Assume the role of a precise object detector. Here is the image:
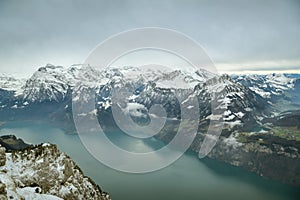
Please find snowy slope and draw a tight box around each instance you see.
[0,143,110,200]
[96,71,268,132]
[102,65,216,89]
[0,74,25,96]
[232,73,297,99]
[232,73,300,112]
[194,74,268,130]
[20,64,103,102]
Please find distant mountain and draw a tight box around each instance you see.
[0,73,25,96]
[232,73,300,112]
[286,74,300,79]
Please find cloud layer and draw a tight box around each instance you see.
[0,0,299,76]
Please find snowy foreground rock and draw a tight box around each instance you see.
[0,143,110,200]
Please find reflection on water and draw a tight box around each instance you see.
[0,121,299,200]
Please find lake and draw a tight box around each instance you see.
[0,121,299,200]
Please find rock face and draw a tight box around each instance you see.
[0,141,110,200]
[202,135,300,186]
[0,146,5,166]
[0,135,31,151]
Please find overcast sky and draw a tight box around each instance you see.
[0,0,300,77]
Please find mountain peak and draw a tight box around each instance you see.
[37,64,64,72]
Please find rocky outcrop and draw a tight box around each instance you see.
[0,141,110,200]
[0,146,5,166]
[0,135,31,152]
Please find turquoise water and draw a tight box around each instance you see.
[0,121,299,200]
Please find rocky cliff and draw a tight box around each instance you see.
[0,137,110,200]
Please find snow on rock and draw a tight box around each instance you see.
[19,64,217,104]
[0,144,110,200]
[17,187,63,200]
[107,65,216,89]
[20,64,104,103]
[0,74,26,96]
[23,64,72,102]
[232,73,296,99]
[42,143,51,147]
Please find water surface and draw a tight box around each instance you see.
[0,121,299,200]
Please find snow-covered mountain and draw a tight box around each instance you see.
[0,64,299,132]
[97,72,269,133]
[232,73,296,98]
[232,73,300,111]
[0,64,217,106]
[22,64,104,103]
[195,74,268,131]
[0,138,110,200]
[3,64,214,103]
[0,74,25,96]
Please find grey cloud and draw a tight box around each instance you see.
[0,0,299,76]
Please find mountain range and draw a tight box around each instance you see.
[0,64,299,186]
